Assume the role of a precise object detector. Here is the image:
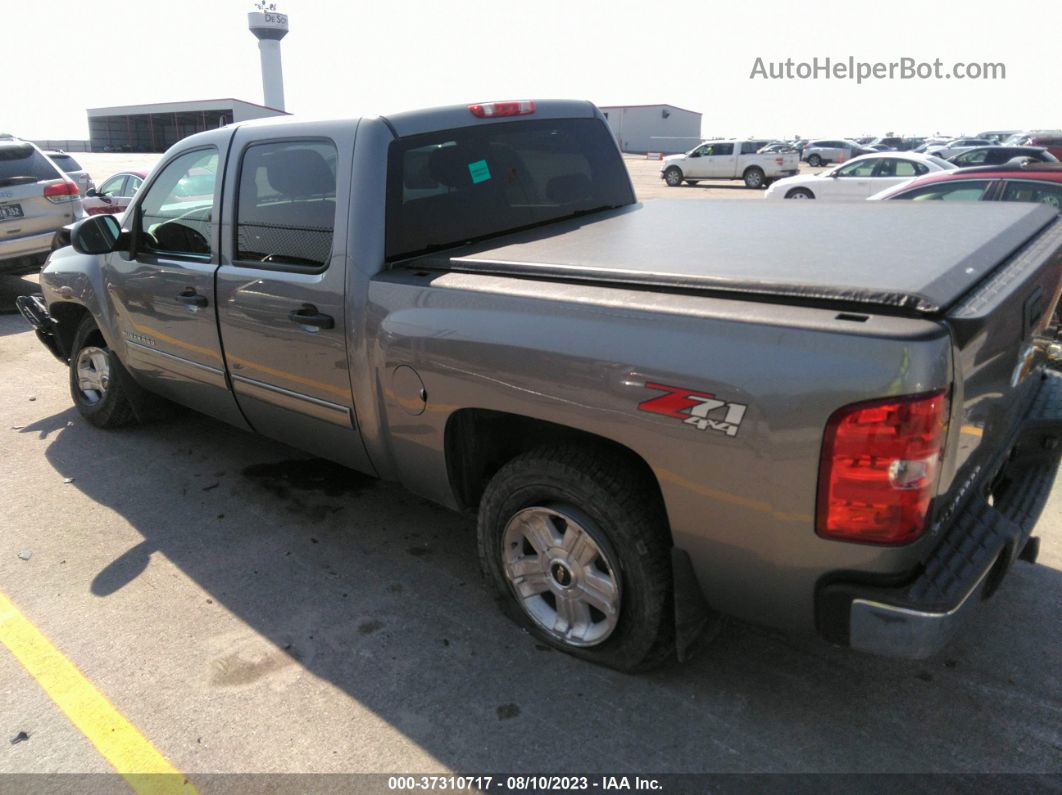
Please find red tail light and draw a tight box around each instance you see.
[44,180,80,203]
[817,391,949,545]
[468,100,536,118]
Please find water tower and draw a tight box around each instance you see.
[247,2,289,111]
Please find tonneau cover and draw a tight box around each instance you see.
[437,200,1059,314]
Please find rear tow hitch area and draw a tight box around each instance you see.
[818,369,1062,659]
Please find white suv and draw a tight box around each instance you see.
[0,139,84,274]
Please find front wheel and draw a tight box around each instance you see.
[785,187,815,199]
[69,316,136,428]
[663,167,683,187]
[807,154,822,167]
[477,446,674,672]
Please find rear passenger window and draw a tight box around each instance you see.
[235,140,337,269]
[1001,181,1062,211]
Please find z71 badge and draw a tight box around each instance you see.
[638,382,748,437]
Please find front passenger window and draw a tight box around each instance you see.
[138,148,218,258]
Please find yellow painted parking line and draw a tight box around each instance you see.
[0,591,195,794]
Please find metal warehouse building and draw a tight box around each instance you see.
[598,104,702,154]
[86,98,288,153]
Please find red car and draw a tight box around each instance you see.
[1016,134,1062,160]
[81,170,147,216]
[869,161,1062,211]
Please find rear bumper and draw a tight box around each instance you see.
[818,369,1062,658]
[15,293,66,362]
[0,230,55,263]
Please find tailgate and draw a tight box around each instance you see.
[938,214,1062,503]
[760,152,799,174]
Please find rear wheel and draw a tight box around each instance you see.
[69,316,136,428]
[807,154,822,167]
[785,187,815,199]
[663,167,683,187]
[477,446,674,671]
[743,167,765,188]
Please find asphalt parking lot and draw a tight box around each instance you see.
[1,265,1061,780]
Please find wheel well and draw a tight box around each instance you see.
[444,409,669,531]
[743,165,764,175]
[786,187,814,198]
[48,302,92,360]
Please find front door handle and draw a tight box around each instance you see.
[288,303,334,330]
[177,288,208,308]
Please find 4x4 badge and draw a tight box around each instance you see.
[638,382,748,437]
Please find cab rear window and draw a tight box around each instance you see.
[385,118,633,261]
[0,143,61,186]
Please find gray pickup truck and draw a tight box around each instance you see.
[18,100,1062,672]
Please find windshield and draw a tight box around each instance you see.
[927,156,957,170]
[46,153,83,172]
[385,118,634,261]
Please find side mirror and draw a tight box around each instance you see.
[829,171,841,178]
[689,151,700,158]
[85,187,98,197]
[71,214,123,255]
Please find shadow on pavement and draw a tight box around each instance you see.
[0,273,40,321]
[19,406,1062,773]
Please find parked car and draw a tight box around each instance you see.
[82,171,147,216]
[866,136,904,150]
[912,137,951,153]
[977,130,1020,144]
[43,151,94,196]
[16,100,1062,672]
[949,146,1058,168]
[868,162,1062,210]
[801,140,873,166]
[661,139,800,188]
[925,138,995,159]
[0,139,83,274]
[1011,133,1062,160]
[765,152,956,200]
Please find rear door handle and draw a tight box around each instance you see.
[177,288,208,308]
[288,303,334,330]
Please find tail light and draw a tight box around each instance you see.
[44,180,80,203]
[468,100,536,118]
[817,391,949,545]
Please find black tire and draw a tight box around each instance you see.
[68,315,136,428]
[663,167,683,187]
[785,187,815,199]
[807,154,822,167]
[477,445,674,672]
[743,167,765,189]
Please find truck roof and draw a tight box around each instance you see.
[441,200,1059,314]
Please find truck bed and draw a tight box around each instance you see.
[433,200,1059,314]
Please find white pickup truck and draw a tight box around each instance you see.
[661,140,800,188]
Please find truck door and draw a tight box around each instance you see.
[108,145,247,428]
[215,124,376,474]
[703,142,736,177]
